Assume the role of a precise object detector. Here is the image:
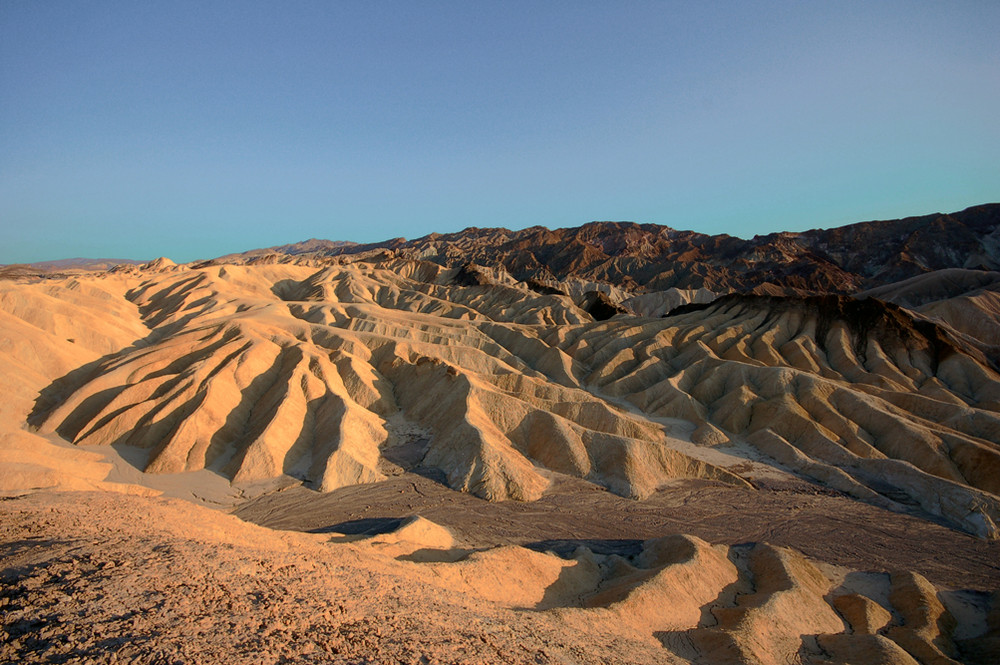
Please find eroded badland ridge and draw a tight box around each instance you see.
[2,204,1000,663]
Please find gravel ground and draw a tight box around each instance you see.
[1,491,673,665]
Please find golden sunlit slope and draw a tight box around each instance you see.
[0,275,155,494]
[3,256,1000,665]
[9,256,1000,539]
[29,259,744,504]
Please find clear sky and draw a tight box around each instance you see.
[2,1,998,263]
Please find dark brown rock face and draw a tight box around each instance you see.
[229,203,999,296]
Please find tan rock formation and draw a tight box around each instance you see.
[1,246,1000,664]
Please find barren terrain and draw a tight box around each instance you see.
[3,208,1000,663]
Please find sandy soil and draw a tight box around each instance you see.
[5,481,999,665]
[0,490,682,665]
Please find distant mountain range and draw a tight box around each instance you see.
[5,204,998,295]
[0,257,146,279]
[211,203,1000,295]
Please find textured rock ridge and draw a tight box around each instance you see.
[213,203,1000,296]
[9,257,997,541]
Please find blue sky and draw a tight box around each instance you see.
[2,1,998,263]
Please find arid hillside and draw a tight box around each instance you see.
[3,208,1000,663]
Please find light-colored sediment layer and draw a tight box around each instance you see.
[23,262,745,502]
[569,296,1000,537]
[859,268,1000,350]
[3,260,1000,539]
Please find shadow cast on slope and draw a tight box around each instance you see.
[27,338,155,431]
[307,517,406,536]
[524,538,645,559]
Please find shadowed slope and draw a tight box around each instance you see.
[859,269,1000,353]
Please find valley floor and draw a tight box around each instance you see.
[237,470,1000,591]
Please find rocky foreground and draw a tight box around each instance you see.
[4,490,998,665]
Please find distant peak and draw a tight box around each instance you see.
[145,257,177,270]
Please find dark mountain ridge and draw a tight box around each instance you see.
[224,203,1000,295]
